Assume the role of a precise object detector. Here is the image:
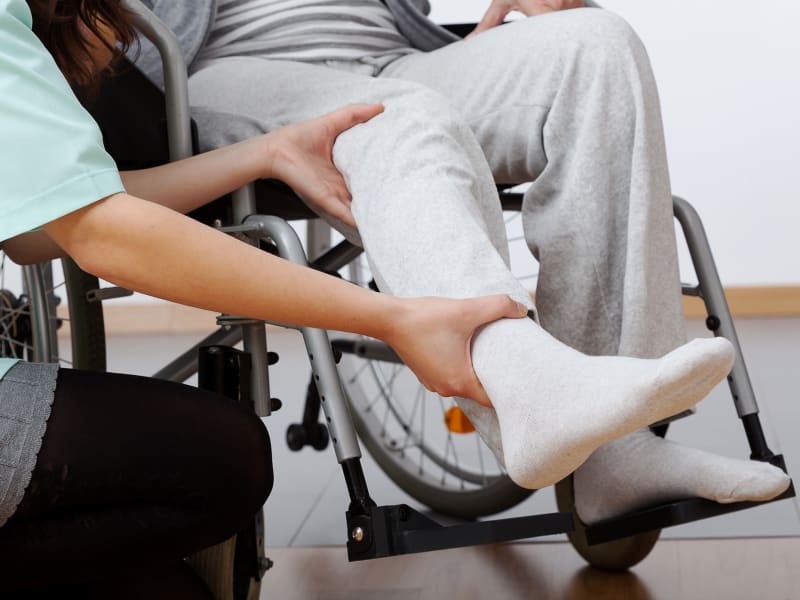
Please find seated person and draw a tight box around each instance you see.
[134,0,791,524]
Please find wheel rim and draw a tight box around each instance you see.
[343,354,507,488]
[0,254,104,370]
[555,475,661,571]
[0,253,62,363]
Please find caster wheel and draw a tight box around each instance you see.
[555,475,661,571]
[309,423,329,450]
[286,424,307,451]
[287,423,329,451]
[187,534,262,600]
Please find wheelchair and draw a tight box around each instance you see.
[0,1,794,597]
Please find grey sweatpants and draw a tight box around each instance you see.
[188,7,686,361]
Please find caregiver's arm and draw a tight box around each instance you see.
[2,231,65,264]
[4,104,381,266]
[121,104,383,228]
[44,192,527,406]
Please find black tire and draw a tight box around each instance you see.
[232,512,265,600]
[186,524,263,600]
[62,257,106,371]
[555,475,661,570]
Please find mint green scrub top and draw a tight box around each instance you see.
[0,0,125,380]
[0,0,126,527]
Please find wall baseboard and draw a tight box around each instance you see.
[682,286,800,318]
[56,286,800,337]
[57,303,219,336]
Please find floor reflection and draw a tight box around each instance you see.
[564,566,653,600]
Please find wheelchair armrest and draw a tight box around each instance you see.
[88,0,315,224]
[122,0,193,161]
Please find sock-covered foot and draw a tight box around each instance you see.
[470,318,736,490]
[573,428,792,524]
[455,398,506,464]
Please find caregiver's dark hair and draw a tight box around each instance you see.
[27,0,137,91]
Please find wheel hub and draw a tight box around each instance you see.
[0,289,32,359]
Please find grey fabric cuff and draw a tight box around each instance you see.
[0,362,59,528]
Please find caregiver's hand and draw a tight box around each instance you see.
[387,294,529,407]
[263,104,384,228]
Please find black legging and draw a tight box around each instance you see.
[0,368,273,597]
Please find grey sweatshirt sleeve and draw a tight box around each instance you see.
[130,0,217,86]
[385,0,459,51]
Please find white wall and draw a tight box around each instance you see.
[430,0,800,286]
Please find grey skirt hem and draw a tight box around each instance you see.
[0,362,59,528]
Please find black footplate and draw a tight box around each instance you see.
[346,504,573,561]
[585,454,795,545]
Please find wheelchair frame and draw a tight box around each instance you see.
[52,0,794,589]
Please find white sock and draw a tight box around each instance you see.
[455,399,506,464]
[468,318,736,490]
[574,428,792,524]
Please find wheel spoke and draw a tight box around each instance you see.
[475,432,488,485]
[1,256,75,366]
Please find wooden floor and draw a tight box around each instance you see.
[260,538,800,600]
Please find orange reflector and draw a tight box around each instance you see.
[444,406,476,434]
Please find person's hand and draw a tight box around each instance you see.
[468,0,584,38]
[262,104,384,228]
[386,294,529,407]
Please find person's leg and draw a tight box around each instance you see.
[381,8,683,358]
[327,77,738,492]
[381,8,789,515]
[190,56,742,489]
[0,368,272,592]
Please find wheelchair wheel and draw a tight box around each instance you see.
[335,207,536,519]
[186,514,265,600]
[338,348,533,519]
[61,258,107,371]
[555,474,661,571]
[0,252,104,370]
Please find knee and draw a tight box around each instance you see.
[565,9,649,69]
[246,420,274,510]
[337,81,467,155]
[332,81,476,204]
[197,406,273,532]
[223,412,274,520]
[387,83,460,128]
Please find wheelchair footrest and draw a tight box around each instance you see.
[346,504,573,561]
[585,454,795,546]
